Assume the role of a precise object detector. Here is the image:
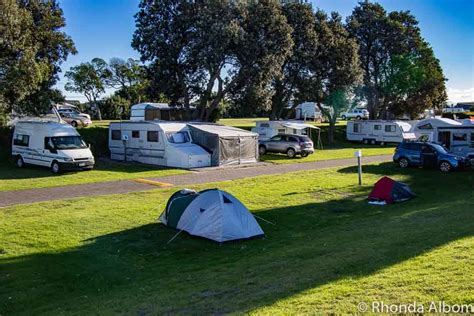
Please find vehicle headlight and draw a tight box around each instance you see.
[454,156,462,161]
[63,157,74,162]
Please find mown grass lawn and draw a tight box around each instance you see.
[1,163,472,314]
[261,143,395,164]
[0,157,187,192]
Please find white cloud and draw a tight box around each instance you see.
[447,87,474,104]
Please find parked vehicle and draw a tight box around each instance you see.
[251,120,319,141]
[57,108,91,121]
[412,118,474,160]
[59,112,92,127]
[109,121,211,168]
[346,120,415,145]
[12,120,95,173]
[258,134,314,158]
[393,141,471,172]
[341,108,369,120]
[294,102,323,121]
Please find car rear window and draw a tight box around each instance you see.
[299,136,312,142]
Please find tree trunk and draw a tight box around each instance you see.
[94,99,102,121]
[327,118,336,144]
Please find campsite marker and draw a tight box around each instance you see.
[355,150,362,185]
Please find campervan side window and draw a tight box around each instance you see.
[418,123,433,130]
[374,125,381,131]
[385,125,396,133]
[13,134,29,147]
[111,130,121,140]
[147,131,159,142]
[132,130,140,138]
[353,123,361,133]
[453,133,467,141]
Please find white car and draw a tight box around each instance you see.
[57,108,91,121]
[341,109,369,120]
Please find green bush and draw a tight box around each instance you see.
[77,127,109,157]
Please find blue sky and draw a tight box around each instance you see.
[57,0,474,103]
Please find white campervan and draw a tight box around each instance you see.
[12,121,95,173]
[109,121,211,169]
[346,120,415,145]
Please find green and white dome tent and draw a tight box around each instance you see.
[159,189,264,243]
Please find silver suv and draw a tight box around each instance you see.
[259,134,314,158]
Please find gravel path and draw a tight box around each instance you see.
[0,155,392,207]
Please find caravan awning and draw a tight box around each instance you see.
[281,122,320,130]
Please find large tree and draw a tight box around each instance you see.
[105,58,147,104]
[65,58,110,120]
[269,2,317,120]
[297,11,362,143]
[0,0,75,120]
[132,0,293,121]
[347,2,446,119]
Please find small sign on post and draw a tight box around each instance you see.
[354,150,362,185]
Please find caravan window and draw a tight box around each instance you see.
[418,123,433,130]
[278,128,285,134]
[132,130,140,138]
[374,125,381,131]
[13,134,29,147]
[260,123,270,128]
[147,131,159,142]
[353,123,361,133]
[453,133,467,141]
[385,125,396,133]
[166,132,190,143]
[111,130,121,140]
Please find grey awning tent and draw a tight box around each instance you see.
[188,124,259,166]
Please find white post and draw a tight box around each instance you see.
[355,150,362,185]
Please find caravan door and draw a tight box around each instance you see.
[438,131,451,149]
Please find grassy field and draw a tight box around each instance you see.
[1,163,472,314]
[261,144,394,164]
[0,157,187,192]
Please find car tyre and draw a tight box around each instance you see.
[356,116,361,120]
[286,148,296,158]
[341,115,346,120]
[439,161,452,172]
[15,155,24,168]
[380,141,385,146]
[363,139,369,144]
[399,158,409,168]
[51,161,61,174]
[258,145,266,156]
[301,152,309,158]
[370,139,376,145]
[71,121,78,128]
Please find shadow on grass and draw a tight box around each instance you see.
[0,158,177,181]
[1,165,473,314]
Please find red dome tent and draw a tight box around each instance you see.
[368,177,415,204]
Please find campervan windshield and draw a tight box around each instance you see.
[400,124,411,132]
[50,136,87,150]
[166,131,191,143]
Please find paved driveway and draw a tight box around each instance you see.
[0,155,392,207]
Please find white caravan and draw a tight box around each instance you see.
[109,121,211,168]
[412,118,474,158]
[251,120,319,141]
[346,120,415,145]
[12,120,95,173]
[295,102,322,121]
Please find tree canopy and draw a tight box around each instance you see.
[347,2,446,119]
[0,0,75,120]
